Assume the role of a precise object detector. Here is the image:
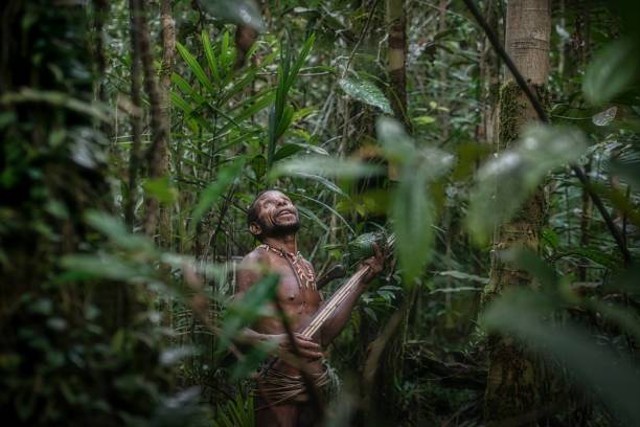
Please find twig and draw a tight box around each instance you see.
[461,0,631,266]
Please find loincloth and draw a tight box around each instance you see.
[253,361,331,409]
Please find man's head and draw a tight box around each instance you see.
[247,190,300,241]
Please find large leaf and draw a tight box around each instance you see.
[466,125,588,244]
[197,0,265,32]
[483,290,640,425]
[270,155,383,180]
[339,77,393,115]
[583,37,640,105]
[391,163,436,285]
[376,117,454,284]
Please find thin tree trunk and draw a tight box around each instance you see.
[131,0,171,246]
[158,0,175,248]
[386,0,408,128]
[126,0,143,229]
[483,0,551,425]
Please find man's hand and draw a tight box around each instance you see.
[360,243,385,283]
[272,333,323,361]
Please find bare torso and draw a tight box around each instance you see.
[238,246,324,374]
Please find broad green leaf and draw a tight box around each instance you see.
[189,160,244,234]
[391,163,435,285]
[270,155,382,180]
[483,290,640,425]
[197,0,265,32]
[339,77,393,115]
[466,125,589,244]
[583,37,640,105]
[376,117,454,284]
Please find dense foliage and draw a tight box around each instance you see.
[1,0,639,426]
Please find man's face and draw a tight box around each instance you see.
[251,190,300,239]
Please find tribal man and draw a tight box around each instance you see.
[236,190,384,427]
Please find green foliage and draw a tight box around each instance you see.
[338,76,393,115]
[267,34,315,170]
[466,125,589,244]
[376,117,454,284]
[212,392,255,427]
[583,37,640,106]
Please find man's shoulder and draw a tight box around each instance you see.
[240,246,269,266]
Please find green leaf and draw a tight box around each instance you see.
[375,116,417,162]
[391,163,435,285]
[196,0,265,32]
[583,37,640,105]
[176,42,214,93]
[189,160,244,233]
[272,143,303,162]
[466,125,589,244]
[483,290,640,425]
[85,211,156,253]
[339,77,393,114]
[435,270,489,284]
[201,30,221,83]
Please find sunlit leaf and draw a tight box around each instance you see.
[583,37,640,105]
[483,290,640,425]
[339,77,393,115]
[196,0,265,32]
[270,155,383,180]
[466,125,589,244]
[436,270,489,284]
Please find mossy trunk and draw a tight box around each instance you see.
[482,0,552,425]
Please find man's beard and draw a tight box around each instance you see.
[258,218,300,238]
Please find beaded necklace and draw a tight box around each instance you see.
[258,243,316,290]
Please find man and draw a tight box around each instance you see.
[236,189,384,427]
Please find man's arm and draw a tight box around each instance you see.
[319,247,385,346]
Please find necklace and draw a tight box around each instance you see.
[258,243,316,290]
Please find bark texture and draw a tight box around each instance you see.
[483,0,552,425]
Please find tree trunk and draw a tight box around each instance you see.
[483,0,551,425]
[386,0,408,127]
[133,0,172,248]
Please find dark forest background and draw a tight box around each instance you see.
[1,0,640,425]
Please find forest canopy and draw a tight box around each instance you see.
[1,0,640,426]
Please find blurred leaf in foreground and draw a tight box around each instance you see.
[377,117,454,285]
[466,125,588,244]
[583,37,640,106]
[197,0,265,32]
[482,290,640,425]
